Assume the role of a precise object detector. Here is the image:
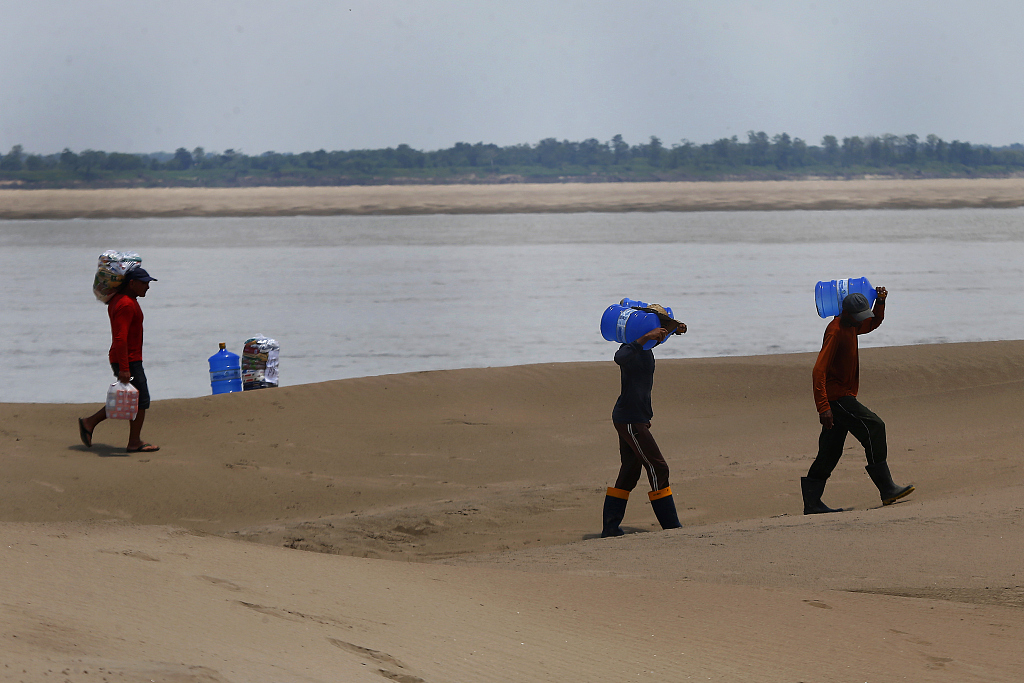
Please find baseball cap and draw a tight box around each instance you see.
[842,292,873,322]
[125,266,158,282]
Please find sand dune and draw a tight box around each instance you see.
[2,340,1023,681]
[4,177,1024,219]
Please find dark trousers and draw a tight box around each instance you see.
[808,396,887,481]
[613,422,670,492]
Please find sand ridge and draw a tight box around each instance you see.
[5,177,1024,218]
[2,340,1024,681]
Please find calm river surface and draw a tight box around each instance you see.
[2,208,1022,403]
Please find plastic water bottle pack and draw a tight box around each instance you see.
[242,335,280,390]
[92,250,142,303]
[106,381,139,421]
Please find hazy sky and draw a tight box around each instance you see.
[3,0,1023,155]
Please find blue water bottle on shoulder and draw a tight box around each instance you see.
[815,277,876,318]
[600,298,677,350]
[209,342,242,394]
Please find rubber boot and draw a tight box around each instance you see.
[801,476,843,515]
[864,462,915,505]
[601,487,629,538]
[649,487,682,530]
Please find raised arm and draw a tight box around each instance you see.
[614,327,669,365]
[858,286,887,334]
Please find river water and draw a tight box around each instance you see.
[2,208,1022,403]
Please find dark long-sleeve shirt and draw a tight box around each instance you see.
[812,300,884,414]
[612,341,655,423]
[107,292,144,373]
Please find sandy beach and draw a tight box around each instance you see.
[2,340,1023,681]
[4,177,1024,219]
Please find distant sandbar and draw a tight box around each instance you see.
[3,177,1024,219]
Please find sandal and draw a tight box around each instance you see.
[78,418,93,448]
[126,443,160,453]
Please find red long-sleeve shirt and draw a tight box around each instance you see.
[811,301,884,414]
[107,292,144,373]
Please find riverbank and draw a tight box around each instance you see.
[4,177,1024,219]
[2,341,1023,681]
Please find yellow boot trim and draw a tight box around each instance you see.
[606,487,630,500]
[648,486,673,501]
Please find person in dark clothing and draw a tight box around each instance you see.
[802,287,914,514]
[78,266,160,453]
[602,305,687,537]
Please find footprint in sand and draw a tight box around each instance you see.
[926,655,954,669]
[98,549,160,562]
[802,599,833,609]
[198,575,242,591]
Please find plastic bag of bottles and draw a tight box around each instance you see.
[241,335,280,390]
[106,381,139,420]
[93,250,142,303]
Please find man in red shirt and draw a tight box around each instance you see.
[802,287,913,514]
[78,266,160,453]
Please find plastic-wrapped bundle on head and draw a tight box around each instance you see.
[93,250,142,303]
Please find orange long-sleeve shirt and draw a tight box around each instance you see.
[811,301,884,414]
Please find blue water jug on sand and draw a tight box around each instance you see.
[815,277,876,318]
[209,343,242,395]
[601,300,676,350]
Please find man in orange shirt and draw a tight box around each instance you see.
[802,287,913,514]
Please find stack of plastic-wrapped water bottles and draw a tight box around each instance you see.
[241,335,280,390]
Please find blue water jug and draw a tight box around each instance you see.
[601,300,676,350]
[815,277,876,318]
[209,343,242,394]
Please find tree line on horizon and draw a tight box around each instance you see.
[3,132,1024,187]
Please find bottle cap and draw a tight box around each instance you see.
[219,342,226,349]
